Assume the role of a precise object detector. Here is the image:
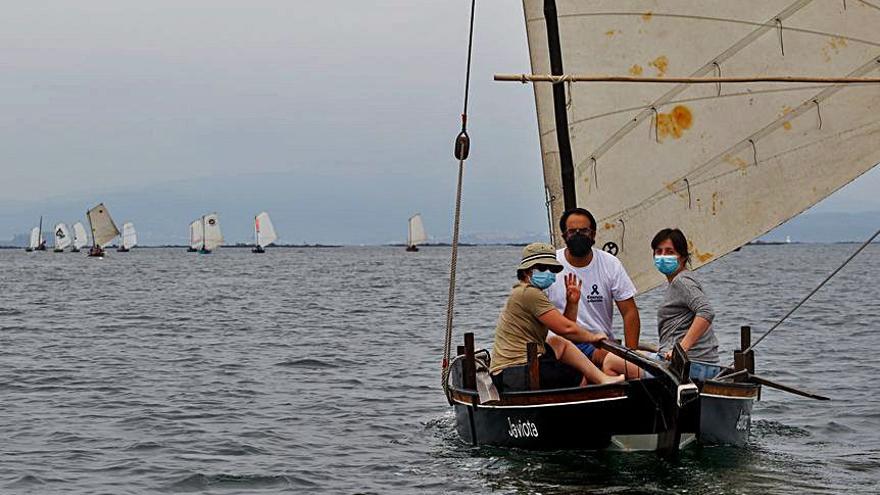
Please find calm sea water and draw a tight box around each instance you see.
[1,244,878,494]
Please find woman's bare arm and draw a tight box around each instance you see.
[539,309,605,345]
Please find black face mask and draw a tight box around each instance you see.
[565,234,594,257]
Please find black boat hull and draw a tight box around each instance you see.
[448,355,757,451]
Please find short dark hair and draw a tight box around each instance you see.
[559,208,597,233]
[516,269,528,281]
[651,228,691,265]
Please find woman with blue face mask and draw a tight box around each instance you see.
[489,242,624,387]
[651,229,721,377]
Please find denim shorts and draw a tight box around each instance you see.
[644,353,722,381]
[575,343,596,358]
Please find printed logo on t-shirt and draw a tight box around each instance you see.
[586,284,604,304]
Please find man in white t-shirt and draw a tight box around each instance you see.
[546,208,641,369]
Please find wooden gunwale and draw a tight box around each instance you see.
[448,383,628,407]
[701,380,760,398]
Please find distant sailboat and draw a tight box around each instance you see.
[406,213,427,252]
[53,223,72,252]
[187,220,200,252]
[25,216,47,252]
[87,203,120,257]
[26,227,38,252]
[199,213,223,254]
[118,222,137,252]
[252,211,277,253]
[72,222,88,252]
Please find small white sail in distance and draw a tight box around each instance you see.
[408,213,427,247]
[255,211,278,248]
[190,220,202,250]
[73,222,89,249]
[28,227,40,250]
[54,223,72,250]
[203,213,223,251]
[87,203,120,248]
[121,222,138,249]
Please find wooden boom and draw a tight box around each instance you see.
[494,73,880,84]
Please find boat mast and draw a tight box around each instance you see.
[38,216,43,246]
[543,0,576,214]
[407,217,412,247]
[201,215,206,250]
[88,210,97,249]
[254,215,259,248]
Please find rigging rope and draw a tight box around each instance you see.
[442,0,476,400]
[744,226,880,354]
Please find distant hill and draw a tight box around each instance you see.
[2,171,875,246]
[0,171,547,246]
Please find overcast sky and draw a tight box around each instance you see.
[1,1,878,244]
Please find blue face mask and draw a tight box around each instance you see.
[654,255,680,275]
[530,270,556,289]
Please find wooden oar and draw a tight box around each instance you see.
[748,374,830,401]
[595,340,679,391]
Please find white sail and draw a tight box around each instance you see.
[190,220,202,250]
[28,227,40,249]
[203,213,223,251]
[408,213,427,246]
[522,1,880,292]
[121,222,138,249]
[73,222,89,249]
[54,223,72,250]
[87,203,120,248]
[255,211,277,248]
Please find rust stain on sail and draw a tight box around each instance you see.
[649,55,668,77]
[822,36,848,62]
[724,154,749,175]
[641,12,653,22]
[710,191,723,215]
[629,64,644,76]
[688,241,715,263]
[656,105,693,141]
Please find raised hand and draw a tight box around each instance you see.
[565,273,582,305]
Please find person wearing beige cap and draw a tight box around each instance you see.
[489,242,625,386]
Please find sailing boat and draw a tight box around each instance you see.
[444,1,877,452]
[198,213,223,254]
[25,227,40,252]
[406,213,427,252]
[72,222,88,252]
[86,203,120,257]
[252,211,277,253]
[53,223,72,252]
[117,222,137,252]
[25,216,47,252]
[187,220,199,252]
